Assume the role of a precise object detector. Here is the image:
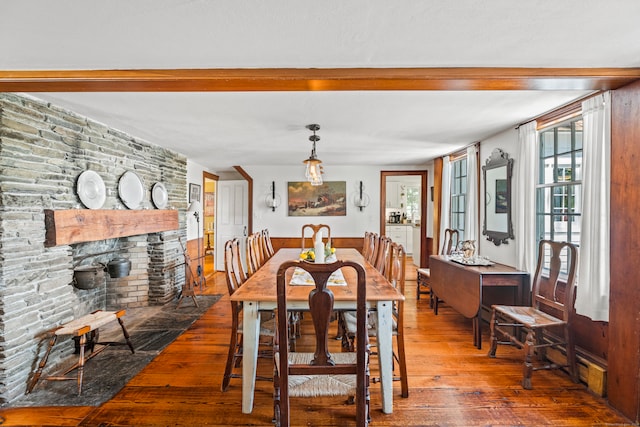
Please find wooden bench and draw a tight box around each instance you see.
[27,309,135,395]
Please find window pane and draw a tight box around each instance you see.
[557,125,573,154]
[542,158,555,184]
[536,116,583,246]
[574,151,582,181]
[449,156,468,236]
[557,153,574,182]
[451,211,459,228]
[574,120,583,150]
[540,130,555,157]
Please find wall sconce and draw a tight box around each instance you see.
[354,181,370,211]
[265,181,281,211]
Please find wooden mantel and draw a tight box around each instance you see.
[44,209,179,247]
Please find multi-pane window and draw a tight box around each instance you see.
[405,186,420,221]
[450,156,467,241]
[536,118,583,250]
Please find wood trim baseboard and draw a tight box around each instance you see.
[271,237,364,253]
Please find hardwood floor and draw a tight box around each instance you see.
[0,257,632,426]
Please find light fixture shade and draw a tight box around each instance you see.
[304,123,324,186]
[187,200,201,214]
[304,158,323,186]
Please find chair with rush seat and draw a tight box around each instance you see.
[273,259,370,427]
[488,240,579,389]
[221,238,275,392]
[342,242,409,398]
[416,228,459,307]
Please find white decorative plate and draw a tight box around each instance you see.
[77,170,106,209]
[118,171,145,209]
[151,182,168,209]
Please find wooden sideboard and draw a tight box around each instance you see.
[429,255,530,349]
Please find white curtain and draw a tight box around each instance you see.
[514,121,538,275]
[439,156,451,252]
[465,145,479,243]
[575,92,610,321]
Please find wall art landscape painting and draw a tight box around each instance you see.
[287,181,347,216]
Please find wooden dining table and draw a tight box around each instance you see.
[230,247,404,414]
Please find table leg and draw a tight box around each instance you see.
[376,300,394,414]
[241,301,261,414]
[473,316,482,349]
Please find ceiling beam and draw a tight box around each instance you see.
[0,68,639,92]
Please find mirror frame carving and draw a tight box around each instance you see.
[482,148,514,246]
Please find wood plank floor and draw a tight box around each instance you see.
[0,257,633,426]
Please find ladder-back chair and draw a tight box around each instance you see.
[488,240,579,389]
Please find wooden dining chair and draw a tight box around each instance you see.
[416,228,459,307]
[362,232,378,264]
[488,240,579,389]
[301,224,331,251]
[367,233,380,264]
[246,232,264,276]
[221,238,274,392]
[373,236,392,276]
[273,259,370,427]
[262,228,275,258]
[341,242,409,398]
[362,231,372,260]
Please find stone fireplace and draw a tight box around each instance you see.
[0,93,188,404]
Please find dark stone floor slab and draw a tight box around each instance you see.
[11,295,221,407]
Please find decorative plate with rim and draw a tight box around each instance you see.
[118,171,145,209]
[77,170,106,209]
[151,182,168,209]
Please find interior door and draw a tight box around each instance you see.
[215,180,249,271]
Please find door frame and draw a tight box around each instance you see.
[380,170,428,267]
[202,171,218,273]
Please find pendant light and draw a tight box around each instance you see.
[304,124,323,186]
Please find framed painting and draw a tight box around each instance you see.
[288,181,347,216]
[189,183,201,203]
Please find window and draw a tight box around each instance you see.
[450,156,467,240]
[536,118,583,250]
[405,186,420,221]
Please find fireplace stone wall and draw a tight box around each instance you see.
[0,93,188,404]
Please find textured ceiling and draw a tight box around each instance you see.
[3,1,640,172]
